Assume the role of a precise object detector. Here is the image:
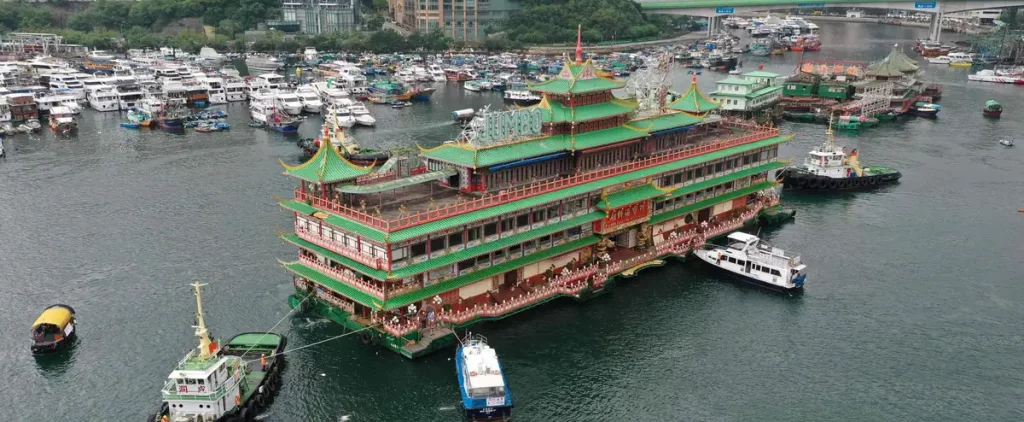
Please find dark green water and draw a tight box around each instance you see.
[2,22,1023,421]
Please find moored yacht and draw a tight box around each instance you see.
[202,77,227,104]
[348,102,375,126]
[224,76,248,101]
[694,232,807,293]
[115,83,145,110]
[296,86,323,113]
[86,86,120,111]
[246,73,285,93]
[275,92,304,115]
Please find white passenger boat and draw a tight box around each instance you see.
[203,77,227,104]
[694,232,807,292]
[115,83,145,110]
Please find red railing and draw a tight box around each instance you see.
[299,255,387,299]
[296,229,385,270]
[293,126,781,233]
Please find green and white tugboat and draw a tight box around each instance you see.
[147,282,286,422]
[781,118,901,191]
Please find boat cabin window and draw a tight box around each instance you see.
[728,242,745,251]
[727,257,737,264]
[470,387,505,398]
[771,269,782,276]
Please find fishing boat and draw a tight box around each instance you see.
[147,283,286,422]
[48,106,77,134]
[31,304,77,354]
[910,102,940,117]
[781,120,902,191]
[464,81,483,92]
[694,232,806,293]
[456,334,513,421]
[983,100,1002,117]
[127,108,154,127]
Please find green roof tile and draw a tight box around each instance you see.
[744,85,784,98]
[569,125,648,150]
[598,184,670,209]
[282,261,381,308]
[743,71,781,78]
[537,97,638,123]
[529,77,626,94]
[420,136,571,168]
[667,82,721,115]
[634,112,705,132]
[281,142,377,183]
[649,181,778,225]
[383,236,599,310]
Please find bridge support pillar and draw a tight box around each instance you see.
[707,16,715,36]
[928,11,943,42]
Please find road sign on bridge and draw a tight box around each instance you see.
[914,1,937,7]
[716,6,735,13]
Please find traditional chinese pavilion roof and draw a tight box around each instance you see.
[531,95,638,123]
[865,45,919,77]
[281,139,377,183]
[529,59,627,94]
[597,183,671,210]
[419,123,649,169]
[667,78,721,115]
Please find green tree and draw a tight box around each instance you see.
[372,0,389,9]
[218,19,240,37]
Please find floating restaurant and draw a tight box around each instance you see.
[277,48,792,359]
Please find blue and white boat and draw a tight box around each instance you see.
[694,232,807,293]
[455,335,512,421]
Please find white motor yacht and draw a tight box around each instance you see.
[348,102,376,126]
[203,77,227,104]
[275,92,304,115]
[224,77,247,101]
[87,86,120,111]
[296,87,323,113]
[428,64,447,82]
[323,103,356,128]
[114,83,145,110]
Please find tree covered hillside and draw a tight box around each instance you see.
[500,0,684,44]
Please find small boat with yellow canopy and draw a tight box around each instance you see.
[31,304,77,354]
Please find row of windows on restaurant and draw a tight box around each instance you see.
[653,178,746,213]
[398,196,591,263]
[658,148,776,189]
[311,223,590,284]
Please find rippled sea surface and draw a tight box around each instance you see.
[2,22,1023,422]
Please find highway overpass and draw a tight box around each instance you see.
[638,0,1024,40]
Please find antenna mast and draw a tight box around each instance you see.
[191,281,214,359]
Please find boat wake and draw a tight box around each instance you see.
[337,415,352,421]
[293,317,331,329]
[437,406,457,411]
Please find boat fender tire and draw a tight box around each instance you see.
[256,392,266,407]
[868,177,877,186]
[360,331,372,345]
[841,178,851,189]
[245,402,256,421]
[828,179,839,189]
[805,178,818,189]
[795,177,806,189]
[238,407,249,422]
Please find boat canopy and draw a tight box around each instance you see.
[727,232,759,244]
[32,305,73,329]
[985,100,1000,108]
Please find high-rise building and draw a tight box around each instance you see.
[390,0,521,42]
[282,0,360,34]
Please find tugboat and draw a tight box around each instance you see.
[147,282,286,422]
[781,117,902,191]
[456,334,513,421]
[31,304,77,354]
[694,232,807,293]
[983,100,1002,117]
[301,107,390,164]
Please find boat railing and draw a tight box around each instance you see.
[298,255,387,300]
[294,126,779,233]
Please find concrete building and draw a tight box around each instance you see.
[946,9,1004,24]
[282,0,360,34]
[390,0,521,42]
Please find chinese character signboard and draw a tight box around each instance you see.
[595,201,651,234]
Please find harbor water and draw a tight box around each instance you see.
[2,22,1023,421]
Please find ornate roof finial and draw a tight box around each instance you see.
[576,24,583,65]
[692,73,697,83]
